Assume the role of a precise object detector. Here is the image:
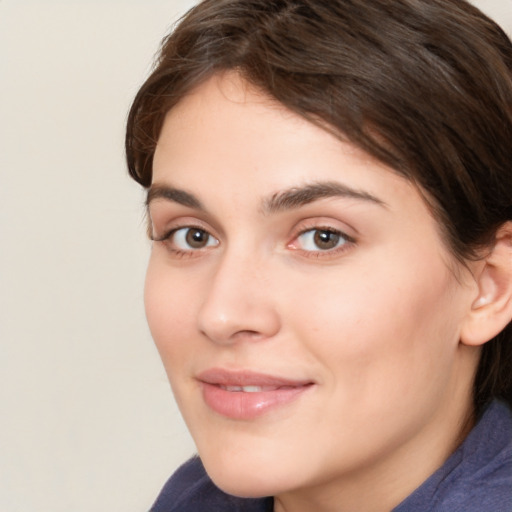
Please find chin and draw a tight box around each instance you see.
[207,466,288,498]
[199,448,299,498]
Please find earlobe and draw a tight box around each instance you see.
[460,222,512,347]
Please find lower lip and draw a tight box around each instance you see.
[201,383,313,420]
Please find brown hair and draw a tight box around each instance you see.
[126,0,512,412]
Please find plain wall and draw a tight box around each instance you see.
[1,1,510,511]
[0,2,197,511]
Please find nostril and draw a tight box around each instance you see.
[200,327,269,345]
[232,330,267,340]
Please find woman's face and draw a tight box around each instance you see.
[145,73,479,508]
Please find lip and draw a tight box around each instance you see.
[197,368,315,420]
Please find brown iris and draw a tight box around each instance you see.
[314,230,341,250]
[185,228,210,248]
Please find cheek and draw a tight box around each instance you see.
[287,253,461,391]
[144,257,196,365]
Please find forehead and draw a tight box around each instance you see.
[154,72,312,168]
[153,73,400,192]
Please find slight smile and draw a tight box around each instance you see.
[197,369,315,420]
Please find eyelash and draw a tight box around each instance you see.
[152,224,356,259]
[288,226,356,259]
[152,225,219,259]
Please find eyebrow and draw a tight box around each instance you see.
[262,181,387,214]
[146,180,387,214]
[146,184,204,210]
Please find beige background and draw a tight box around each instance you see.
[1,1,510,511]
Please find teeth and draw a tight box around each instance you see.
[221,385,264,392]
[223,386,243,392]
[242,386,262,393]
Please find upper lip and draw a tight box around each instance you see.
[197,368,313,387]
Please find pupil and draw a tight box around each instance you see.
[314,230,339,250]
[186,228,207,248]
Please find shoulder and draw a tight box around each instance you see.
[395,400,512,512]
[149,456,272,512]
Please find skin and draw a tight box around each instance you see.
[145,72,483,512]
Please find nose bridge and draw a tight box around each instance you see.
[197,243,280,344]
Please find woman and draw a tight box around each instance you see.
[126,0,512,510]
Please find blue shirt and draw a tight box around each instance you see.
[150,400,512,511]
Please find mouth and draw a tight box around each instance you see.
[218,385,295,392]
[197,368,315,420]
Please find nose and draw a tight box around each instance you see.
[197,250,281,345]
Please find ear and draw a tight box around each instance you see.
[460,222,512,346]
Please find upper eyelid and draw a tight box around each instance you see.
[149,215,216,237]
[292,227,355,248]
[298,225,348,235]
[148,207,224,239]
[152,225,216,243]
[292,218,357,240]
[298,226,355,241]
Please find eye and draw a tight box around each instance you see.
[153,226,219,254]
[293,228,350,252]
[171,227,218,250]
